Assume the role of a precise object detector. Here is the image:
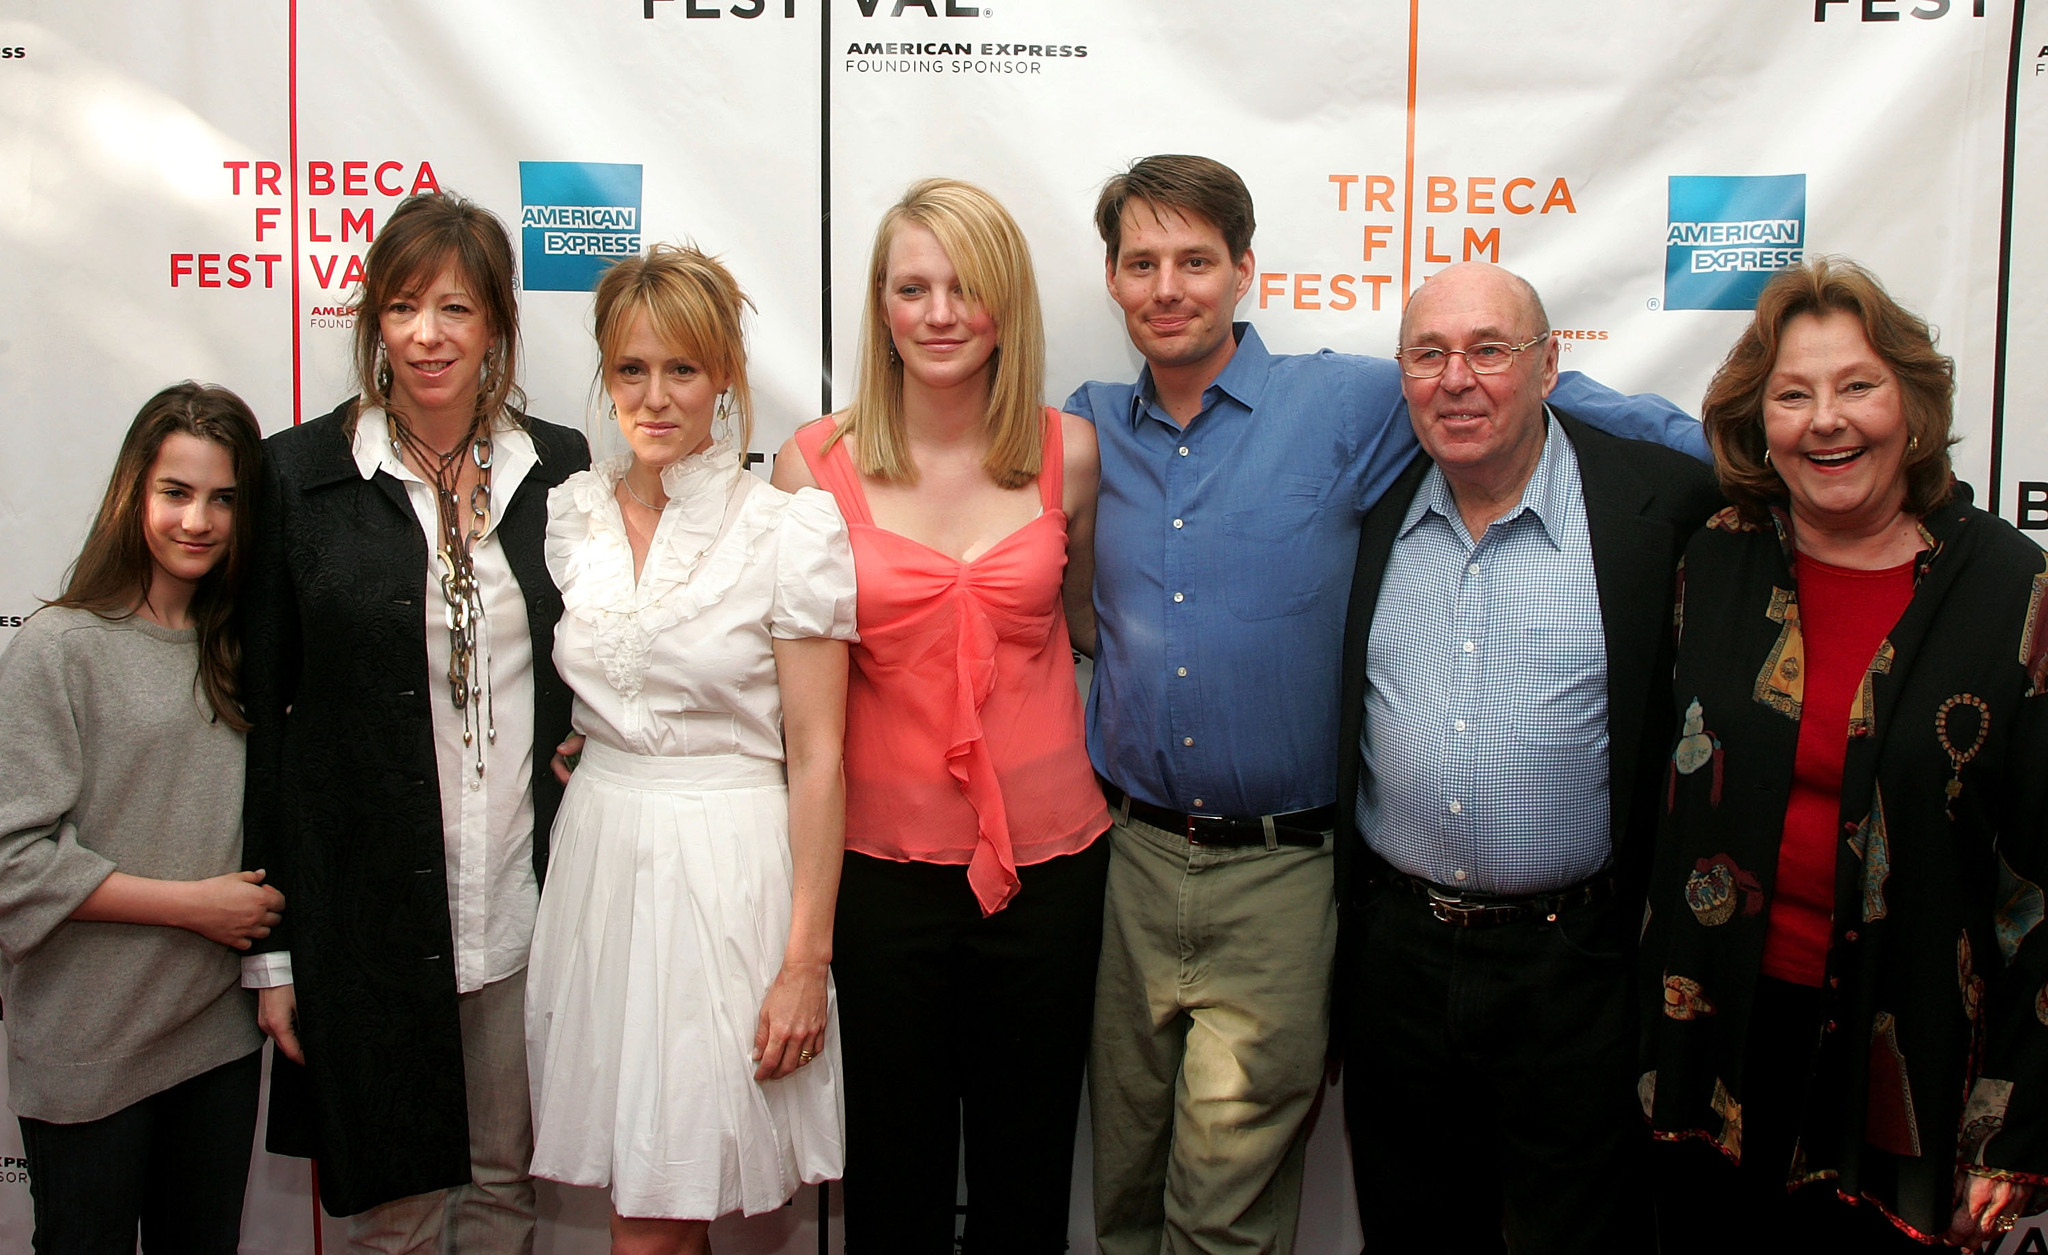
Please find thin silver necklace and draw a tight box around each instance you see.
[621,467,666,512]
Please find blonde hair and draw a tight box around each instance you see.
[592,243,757,458]
[830,178,1046,488]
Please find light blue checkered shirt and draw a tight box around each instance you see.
[1357,412,1612,895]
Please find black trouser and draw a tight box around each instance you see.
[833,838,1110,1254]
[1344,884,1651,1255]
[1653,978,1926,1255]
[18,1048,262,1255]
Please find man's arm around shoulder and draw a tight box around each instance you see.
[1550,370,1711,463]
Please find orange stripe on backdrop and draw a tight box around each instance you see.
[289,0,303,425]
[1399,0,1419,311]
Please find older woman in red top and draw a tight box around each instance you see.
[1643,259,2048,1251]
[773,177,1108,1253]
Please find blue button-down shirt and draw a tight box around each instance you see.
[1358,412,1611,894]
[1065,323,1705,817]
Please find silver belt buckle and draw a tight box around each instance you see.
[1425,885,1482,926]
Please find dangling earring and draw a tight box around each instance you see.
[711,390,734,443]
[888,341,901,366]
[1762,448,1772,467]
[375,341,393,394]
[1908,435,1921,454]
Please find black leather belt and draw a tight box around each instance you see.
[1099,778,1333,849]
[1380,867,1615,928]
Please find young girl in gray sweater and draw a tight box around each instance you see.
[0,383,281,1254]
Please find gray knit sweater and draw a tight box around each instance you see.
[0,607,260,1123]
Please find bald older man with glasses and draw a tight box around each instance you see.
[1333,261,1720,1254]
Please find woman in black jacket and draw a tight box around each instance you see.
[240,192,589,1245]
[1643,258,2048,1251]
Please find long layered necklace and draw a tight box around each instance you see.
[390,412,496,778]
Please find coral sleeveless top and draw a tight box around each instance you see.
[796,410,1108,915]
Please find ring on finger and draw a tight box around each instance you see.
[1995,1213,2019,1233]
[797,1049,815,1064]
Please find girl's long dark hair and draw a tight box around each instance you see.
[48,382,265,729]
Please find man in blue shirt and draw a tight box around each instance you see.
[1063,156,1708,1253]
[1332,261,1719,1252]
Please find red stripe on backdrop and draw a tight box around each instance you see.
[310,1159,323,1255]
[289,0,302,425]
[1399,0,1419,308]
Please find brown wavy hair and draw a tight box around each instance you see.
[829,178,1047,489]
[592,243,757,459]
[1094,155,1257,265]
[1702,256,1955,524]
[48,383,265,729]
[348,192,526,436]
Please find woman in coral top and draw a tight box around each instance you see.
[773,177,1109,1252]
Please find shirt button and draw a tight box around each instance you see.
[1192,799,1204,809]
[1453,869,1468,882]
[1462,641,1476,654]
[1173,518,1184,529]
[468,779,481,792]
[1448,800,1464,814]
[1174,592,1185,603]
[1468,563,1480,575]
[1183,737,1195,747]
[1178,446,1189,456]
[1177,667,1188,677]
[1454,719,1467,732]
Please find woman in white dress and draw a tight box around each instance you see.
[525,243,856,1255]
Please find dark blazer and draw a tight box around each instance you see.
[240,400,589,1216]
[1333,409,1720,926]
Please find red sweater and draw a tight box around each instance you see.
[1761,553,1915,987]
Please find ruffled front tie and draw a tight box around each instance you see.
[943,576,1020,915]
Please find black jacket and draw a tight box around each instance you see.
[1333,410,1720,941]
[1643,496,2048,1234]
[240,400,588,1216]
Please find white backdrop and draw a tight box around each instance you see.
[2,0,2044,1251]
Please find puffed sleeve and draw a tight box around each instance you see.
[770,486,860,642]
[0,617,116,961]
[543,470,602,604]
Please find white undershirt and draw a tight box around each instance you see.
[243,409,540,994]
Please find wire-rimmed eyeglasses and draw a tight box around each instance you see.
[1394,333,1549,379]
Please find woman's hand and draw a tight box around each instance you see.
[257,983,306,1065]
[1947,1167,2031,1250]
[177,870,286,949]
[752,960,830,1082]
[550,734,587,785]
[70,868,284,947]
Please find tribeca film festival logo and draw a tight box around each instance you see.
[519,163,644,292]
[1663,174,1805,311]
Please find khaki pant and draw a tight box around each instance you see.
[1090,814,1336,1255]
[348,972,536,1255]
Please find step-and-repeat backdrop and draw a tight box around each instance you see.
[3,1,2045,1251]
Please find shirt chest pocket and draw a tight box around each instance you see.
[1501,625,1609,747]
[1220,473,1332,621]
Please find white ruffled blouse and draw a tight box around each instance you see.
[544,438,858,761]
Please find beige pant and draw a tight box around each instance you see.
[1090,814,1336,1255]
[348,972,537,1255]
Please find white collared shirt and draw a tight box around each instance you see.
[244,408,541,994]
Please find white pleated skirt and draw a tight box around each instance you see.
[525,740,845,1219]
